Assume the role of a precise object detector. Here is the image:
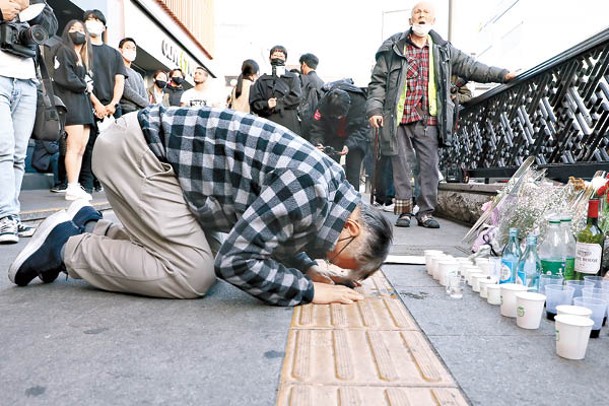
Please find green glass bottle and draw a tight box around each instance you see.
[574,199,606,279]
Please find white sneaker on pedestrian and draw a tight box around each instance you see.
[382,203,395,212]
[0,215,19,244]
[65,184,92,201]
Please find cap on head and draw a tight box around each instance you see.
[83,9,107,26]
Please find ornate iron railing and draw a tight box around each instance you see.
[442,27,609,183]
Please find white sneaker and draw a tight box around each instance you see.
[0,215,19,244]
[382,203,395,212]
[65,184,92,201]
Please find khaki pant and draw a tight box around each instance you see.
[64,113,217,298]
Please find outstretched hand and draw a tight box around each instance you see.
[312,282,364,304]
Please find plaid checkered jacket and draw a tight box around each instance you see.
[138,106,360,306]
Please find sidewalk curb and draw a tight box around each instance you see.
[19,201,112,222]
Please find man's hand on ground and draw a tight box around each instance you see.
[312,282,364,304]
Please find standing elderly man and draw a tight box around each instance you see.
[9,106,393,306]
[367,1,516,229]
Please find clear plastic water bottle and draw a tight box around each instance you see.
[560,216,576,280]
[500,228,521,284]
[539,218,565,276]
[517,234,541,291]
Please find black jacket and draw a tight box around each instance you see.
[310,81,371,153]
[366,29,509,152]
[249,71,302,134]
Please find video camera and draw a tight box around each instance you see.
[0,21,48,59]
[323,145,340,158]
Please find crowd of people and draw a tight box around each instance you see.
[4,1,515,308]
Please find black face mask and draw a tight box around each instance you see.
[172,77,184,85]
[69,32,86,45]
[155,80,167,88]
[270,58,285,67]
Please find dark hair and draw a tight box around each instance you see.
[169,68,183,77]
[83,9,107,26]
[61,19,92,70]
[118,37,136,49]
[319,88,351,119]
[152,69,167,80]
[352,203,393,280]
[299,53,319,69]
[269,45,287,59]
[235,59,259,98]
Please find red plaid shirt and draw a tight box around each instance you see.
[401,37,437,126]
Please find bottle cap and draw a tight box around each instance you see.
[587,199,599,218]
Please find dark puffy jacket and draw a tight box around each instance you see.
[309,80,371,153]
[366,29,509,153]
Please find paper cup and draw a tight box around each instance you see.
[555,314,594,360]
[437,260,459,287]
[428,253,446,276]
[466,270,484,287]
[486,284,502,305]
[479,277,497,299]
[516,292,546,329]
[500,283,529,318]
[556,305,593,319]
[424,250,443,274]
[472,273,489,293]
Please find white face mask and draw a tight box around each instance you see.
[412,23,432,38]
[122,50,136,62]
[85,20,104,37]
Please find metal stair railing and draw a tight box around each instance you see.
[442,27,609,183]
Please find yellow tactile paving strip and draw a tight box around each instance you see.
[276,271,469,406]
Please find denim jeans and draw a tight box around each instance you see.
[0,75,37,218]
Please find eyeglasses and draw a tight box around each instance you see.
[326,235,355,266]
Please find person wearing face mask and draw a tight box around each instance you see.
[249,45,302,134]
[367,1,517,230]
[80,9,128,194]
[51,19,96,201]
[147,69,170,107]
[118,37,148,114]
[165,68,185,106]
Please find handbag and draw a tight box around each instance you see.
[32,47,66,141]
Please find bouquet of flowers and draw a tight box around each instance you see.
[466,157,589,253]
[592,173,609,234]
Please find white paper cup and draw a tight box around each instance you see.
[431,255,448,280]
[427,253,445,276]
[472,273,488,293]
[437,260,459,287]
[555,314,594,360]
[516,292,546,329]
[476,258,492,275]
[479,277,498,299]
[466,270,484,286]
[424,250,443,274]
[487,284,502,305]
[500,283,529,318]
[556,305,593,319]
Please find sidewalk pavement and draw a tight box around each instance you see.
[1,189,607,405]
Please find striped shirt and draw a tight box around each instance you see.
[401,37,437,126]
[137,105,360,306]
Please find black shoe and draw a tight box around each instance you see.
[395,213,411,227]
[417,214,440,229]
[66,199,103,229]
[8,211,80,286]
[50,184,67,193]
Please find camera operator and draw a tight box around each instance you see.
[0,0,57,244]
[309,80,371,191]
